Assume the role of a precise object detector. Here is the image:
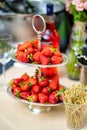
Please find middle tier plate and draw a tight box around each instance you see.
[9,48,68,68]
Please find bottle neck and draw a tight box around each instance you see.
[46,3,55,30]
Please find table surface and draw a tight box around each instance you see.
[0,63,87,130]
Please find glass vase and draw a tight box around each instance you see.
[67,21,87,80]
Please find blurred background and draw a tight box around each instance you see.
[0,0,73,52]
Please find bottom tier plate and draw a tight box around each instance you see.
[7,86,63,114]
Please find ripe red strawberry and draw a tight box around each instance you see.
[41,87,51,96]
[38,93,48,103]
[49,74,59,87]
[17,44,22,51]
[16,50,32,63]
[58,85,66,101]
[40,67,57,77]
[16,50,24,62]
[27,47,35,54]
[49,80,58,91]
[11,84,16,92]
[41,44,49,50]
[31,94,38,102]
[38,76,49,88]
[51,55,63,64]
[13,87,21,97]
[41,46,53,57]
[59,95,63,101]
[18,41,32,51]
[31,85,41,94]
[33,51,41,63]
[32,39,38,49]
[13,78,23,86]
[22,51,30,63]
[58,85,66,92]
[21,73,29,81]
[49,91,59,104]
[40,55,50,65]
[28,94,38,102]
[20,91,30,100]
[28,76,37,87]
[53,49,62,57]
[20,81,29,91]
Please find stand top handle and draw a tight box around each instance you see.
[32,14,46,34]
[32,14,46,51]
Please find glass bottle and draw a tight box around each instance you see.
[41,3,60,49]
[67,21,87,80]
[67,34,84,80]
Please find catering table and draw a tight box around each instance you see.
[0,64,87,130]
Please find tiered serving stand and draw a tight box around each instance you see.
[7,14,68,114]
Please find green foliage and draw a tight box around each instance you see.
[70,4,87,22]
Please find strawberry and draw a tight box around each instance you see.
[49,80,58,91]
[38,76,49,88]
[21,73,29,81]
[53,49,62,57]
[49,74,59,87]
[17,44,22,51]
[13,78,23,86]
[58,85,66,92]
[11,84,16,92]
[16,51,29,63]
[28,76,37,87]
[40,67,57,77]
[26,47,35,54]
[59,95,63,101]
[41,46,53,57]
[20,91,30,100]
[51,55,63,64]
[31,39,38,49]
[22,51,30,63]
[41,87,51,96]
[49,91,59,104]
[31,85,41,94]
[18,41,32,51]
[13,87,21,97]
[31,94,38,102]
[20,81,29,91]
[41,44,50,50]
[58,85,66,101]
[38,93,48,103]
[28,94,38,102]
[16,50,24,62]
[33,51,41,63]
[40,55,50,65]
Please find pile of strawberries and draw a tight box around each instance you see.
[12,39,65,104]
[10,69,66,104]
[16,40,63,64]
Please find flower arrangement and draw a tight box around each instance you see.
[65,0,87,22]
